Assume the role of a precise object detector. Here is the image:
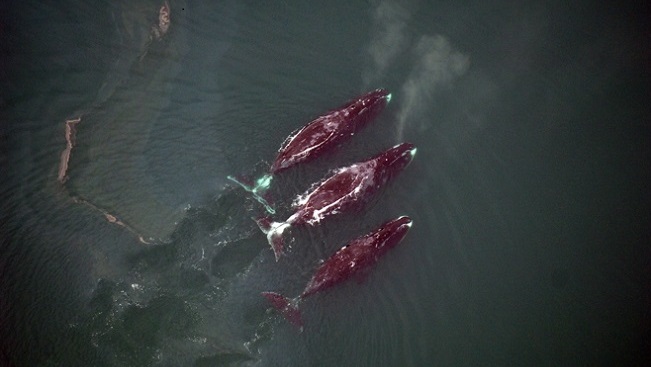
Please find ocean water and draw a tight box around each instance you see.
[1,1,649,366]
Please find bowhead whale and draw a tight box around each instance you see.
[228,89,391,214]
[257,142,416,260]
[271,88,391,173]
[262,216,413,330]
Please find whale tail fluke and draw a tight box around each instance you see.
[227,174,254,191]
[228,174,276,214]
[255,216,273,234]
[261,291,303,330]
[255,218,290,261]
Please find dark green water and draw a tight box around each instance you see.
[1,1,649,366]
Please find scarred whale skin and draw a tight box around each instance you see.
[270,89,391,174]
[262,216,413,330]
[257,142,416,261]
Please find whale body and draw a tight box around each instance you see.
[271,89,391,174]
[262,216,413,330]
[257,142,417,260]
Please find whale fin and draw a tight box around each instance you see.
[261,292,303,331]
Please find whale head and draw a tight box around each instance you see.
[378,142,417,176]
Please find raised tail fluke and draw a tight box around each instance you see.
[255,216,273,234]
[261,291,303,330]
[255,218,291,261]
